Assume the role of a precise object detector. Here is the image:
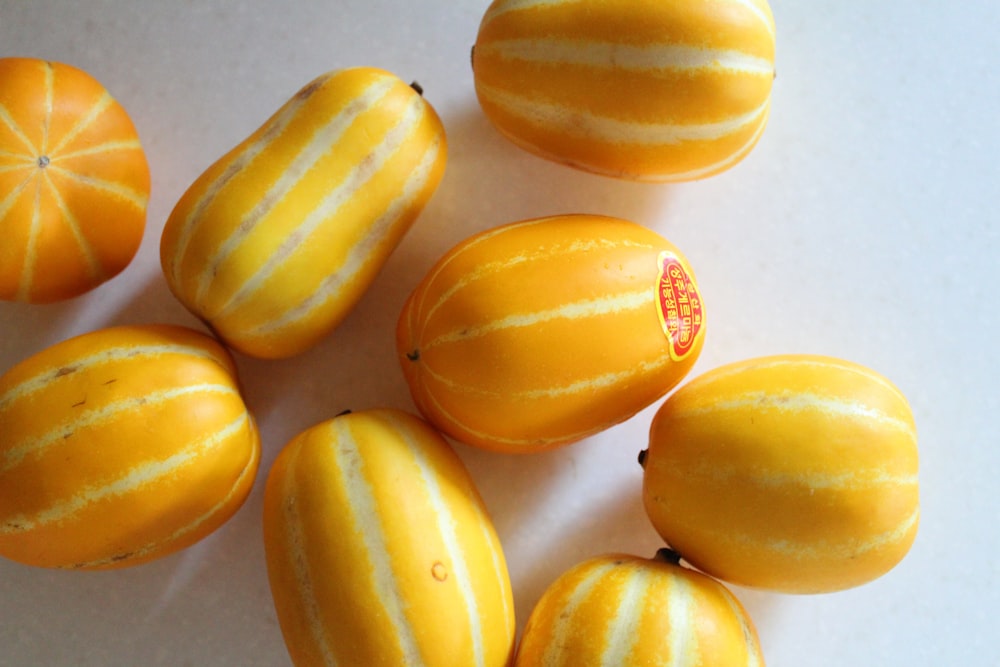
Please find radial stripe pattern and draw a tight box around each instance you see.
[0,57,149,303]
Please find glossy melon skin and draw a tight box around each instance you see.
[397,214,706,453]
[472,0,776,181]
[515,552,765,666]
[160,67,447,359]
[0,57,150,303]
[262,408,515,667]
[0,324,260,569]
[642,354,920,594]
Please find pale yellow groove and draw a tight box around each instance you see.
[389,412,485,667]
[420,351,668,401]
[680,391,917,439]
[44,163,148,208]
[16,172,43,301]
[194,77,398,309]
[667,573,699,667]
[1,412,250,534]
[40,60,54,155]
[599,568,645,667]
[211,87,421,319]
[694,356,911,405]
[677,459,919,492]
[166,73,333,285]
[0,172,33,224]
[249,132,443,336]
[481,0,775,37]
[71,422,258,569]
[0,343,225,411]
[17,59,50,301]
[412,216,554,324]
[424,286,655,351]
[52,138,144,161]
[541,561,616,667]
[47,92,114,157]
[478,82,770,145]
[421,236,655,330]
[0,383,240,474]
[479,39,774,75]
[0,149,35,163]
[753,507,920,561]
[653,105,769,182]
[718,585,762,667]
[332,418,425,666]
[0,101,39,155]
[282,438,338,667]
[728,0,776,36]
[42,169,104,281]
[471,487,515,636]
[418,374,615,448]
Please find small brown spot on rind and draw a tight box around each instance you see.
[55,366,78,377]
[431,561,448,582]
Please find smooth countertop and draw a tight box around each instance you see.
[1,1,997,665]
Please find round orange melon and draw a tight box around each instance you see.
[0,57,150,302]
[396,213,706,453]
[0,324,260,569]
[160,67,446,359]
[471,0,776,181]
[263,408,515,667]
[515,550,765,666]
[642,354,920,593]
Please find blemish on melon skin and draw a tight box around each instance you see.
[431,561,448,582]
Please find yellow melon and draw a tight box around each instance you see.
[262,408,515,667]
[0,324,259,569]
[515,550,765,666]
[472,0,776,181]
[160,67,446,359]
[0,57,150,302]
[642,354,919,593]
[396,213,706,453]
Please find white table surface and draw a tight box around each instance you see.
[1,1,997,665]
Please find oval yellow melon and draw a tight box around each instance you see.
[642,354,920,593]
[160,66,447,359]
[396,214,706,453]
[0,324,260,569]
[515,550,765,666]
[472,0,776,181]
[262,408,515,667]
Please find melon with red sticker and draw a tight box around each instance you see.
[396,214,706,453]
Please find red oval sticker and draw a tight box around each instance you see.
[656,252,704,361]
